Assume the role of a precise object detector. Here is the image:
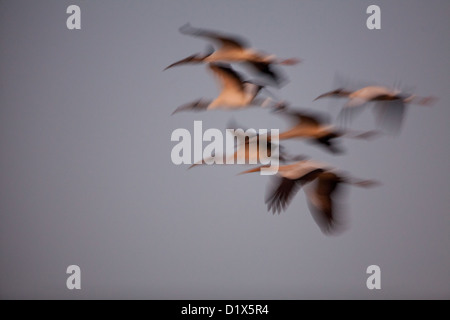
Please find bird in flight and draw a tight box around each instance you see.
[272,104,378,154]
[172,63,278,114]
[189,119,305,168]
[165,24,301,86]
[240,160,378,234]
[314,85,435,133]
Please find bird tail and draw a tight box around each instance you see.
[416,96,437,107]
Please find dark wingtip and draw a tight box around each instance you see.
[355,180,381,188]
[314,94,327,101]
[179,23,192,34]
[270,101,288,113]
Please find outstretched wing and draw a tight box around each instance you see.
[180,24,248,51]
[306,172,344,234]
[277,107,329,128]
[246,61,285,87]
[265,177,303,214]
[315,133,343,154]
[266,167,324,214]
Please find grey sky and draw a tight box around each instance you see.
[0,0,449,299]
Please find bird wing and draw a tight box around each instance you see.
[265,177,303,214]
[209,63,245,95]
[179,24,248,51]
[296,113,322,127]
[278,108,328,128]
[266,166,325,214]
[373,100,406,135]
[314,133,343,154]
[338,101,368,127]
[306,172,343,233]
[246,61,284,86]
[172,99,210,115]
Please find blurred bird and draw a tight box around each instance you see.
[314,85,435,133]
[272,105,378,154]
[240,160,378,234]
[172,63,278,114]
[189,134,279,169]
[189,120,306,168]
[165,24,301,86]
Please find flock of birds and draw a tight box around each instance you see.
[164,24,435,234]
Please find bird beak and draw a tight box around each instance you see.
[163,54,199,71]
[238,166,268,175]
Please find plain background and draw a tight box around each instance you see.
[0,0,449,299]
